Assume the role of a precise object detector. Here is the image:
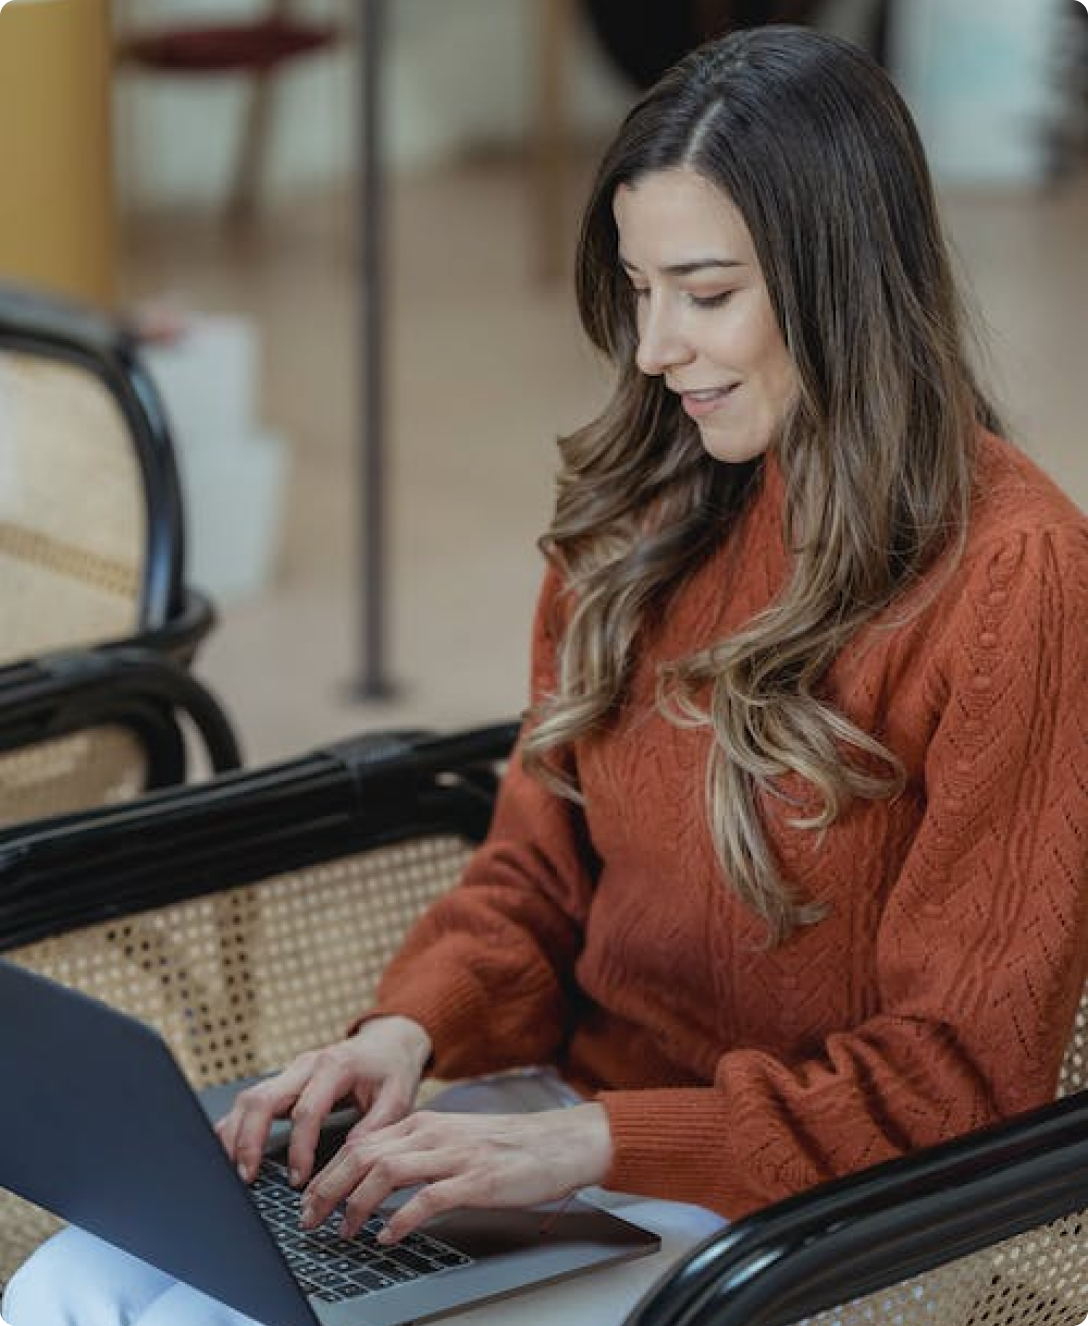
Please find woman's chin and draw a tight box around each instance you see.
[697,424,773,466]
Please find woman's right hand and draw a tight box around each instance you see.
[215,1015,433,1188]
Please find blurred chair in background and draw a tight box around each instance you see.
[0,283,241,825]
[116,0,345,226]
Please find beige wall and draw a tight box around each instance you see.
[0,0,116,306]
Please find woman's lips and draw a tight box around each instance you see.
[678,385,739,419]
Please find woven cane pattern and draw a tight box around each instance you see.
[0,352,143,660]
[1057,985,1088,1098]
[802,1210,1088,1326]
[0,834,474,1277]
[0,728,148,827]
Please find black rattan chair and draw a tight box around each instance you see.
[0,715,1083,1326]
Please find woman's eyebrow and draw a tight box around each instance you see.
[618,255,747,275]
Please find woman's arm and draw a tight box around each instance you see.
[362,564,599,1077]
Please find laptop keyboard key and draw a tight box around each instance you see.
[344,1267,394,1292]
[370,1259,416,1283]
[253,1153,475,1299]
[430,1248,474,1267]
[387,1247,439,1274]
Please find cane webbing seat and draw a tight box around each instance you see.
[0,284,184,655]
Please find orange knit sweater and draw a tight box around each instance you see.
[371,433,1088,1220]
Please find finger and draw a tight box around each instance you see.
[298,1121,405,1228]
[310,1144,442,1237]
[378,1173,481,1244]
[228,1062,317,1182]
[287,1060,367,1188]
[349,1076,415,1136]
[299,1140,392,1230]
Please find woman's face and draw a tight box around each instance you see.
[612,166,799,464]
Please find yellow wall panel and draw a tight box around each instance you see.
[0,0,116,306]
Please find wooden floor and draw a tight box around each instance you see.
[119,151,1088,767]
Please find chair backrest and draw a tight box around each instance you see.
[0,283,235,823]
[0,722,516,1276]
[0,282,186,657]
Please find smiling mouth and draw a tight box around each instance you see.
[677,385,739,419]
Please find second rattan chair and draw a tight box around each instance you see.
[0,282,242,823]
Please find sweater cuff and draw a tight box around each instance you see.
[598,1088,740,1219]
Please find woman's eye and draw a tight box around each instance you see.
[688,291,732,309]
[630,286,650,301]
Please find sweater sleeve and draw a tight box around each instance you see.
[364,565,599,1078]
[599,523,1088,1219]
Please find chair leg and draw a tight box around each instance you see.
[226,66,278,227]
[531,0,576,285]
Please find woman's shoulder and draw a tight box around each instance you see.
[968,432,1086,553]
[911,432,1088,673]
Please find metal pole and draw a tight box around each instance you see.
[354,0,396,697]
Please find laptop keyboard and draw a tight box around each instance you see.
[251,1157,474,1304]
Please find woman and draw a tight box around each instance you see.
[7,24,1086,1326]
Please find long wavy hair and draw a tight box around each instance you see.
[523,26,1002,942]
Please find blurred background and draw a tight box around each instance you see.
[1,0,1085,765]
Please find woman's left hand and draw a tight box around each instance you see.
[298,1103,614,1243]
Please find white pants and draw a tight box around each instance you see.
[3,1071,726,1326]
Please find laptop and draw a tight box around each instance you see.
[0,959,660,1326]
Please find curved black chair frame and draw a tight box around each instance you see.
[0,644,243,795]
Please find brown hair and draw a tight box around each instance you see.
[524,26,1002,942]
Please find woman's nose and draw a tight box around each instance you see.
[635,302,693,377]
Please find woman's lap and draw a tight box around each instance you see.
[2,1226,262,1326]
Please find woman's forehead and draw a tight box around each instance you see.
[612,168,755,267]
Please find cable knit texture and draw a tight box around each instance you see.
[368,432,1088,1220]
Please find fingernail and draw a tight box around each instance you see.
[376,1226,394,1246]
[289,1169,301,1187]
[237,1163,249,1184]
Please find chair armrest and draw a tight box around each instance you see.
[625,1090,1088,1326]
[0,721,518,952]
[0,643,242,785]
